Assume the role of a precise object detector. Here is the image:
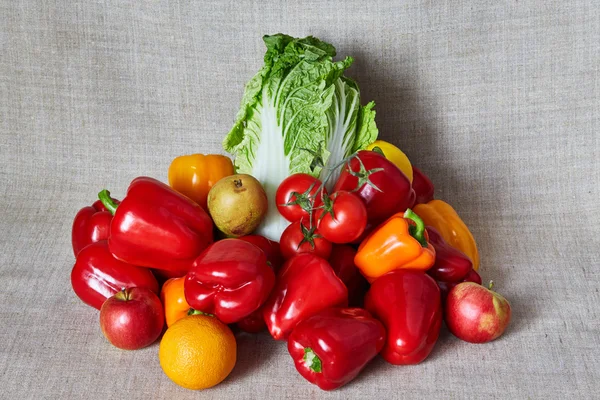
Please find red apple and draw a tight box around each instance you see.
[99,287,165,350]
[445,281,511,343]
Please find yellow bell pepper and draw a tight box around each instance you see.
[413,200,480,271]
[168,154,234,209]
[366,140,413,183]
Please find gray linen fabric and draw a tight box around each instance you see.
[1,1,599,398]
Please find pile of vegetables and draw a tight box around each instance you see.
[223,34,378,241]
[69,34,511,391]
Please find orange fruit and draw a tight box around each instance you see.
[159,315,236,390]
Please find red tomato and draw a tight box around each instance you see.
[238,235,284,273]
[328,245,369,307]
[280,220,332,260]
[333,151,415,223]
[276,173,325,222]
[316,191,367,244]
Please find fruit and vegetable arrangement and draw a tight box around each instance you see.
[70,34,512,391]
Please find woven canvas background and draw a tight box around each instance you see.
[1,1,598,398]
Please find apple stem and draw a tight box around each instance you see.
[114,287,130,301]
[488,280,494,291]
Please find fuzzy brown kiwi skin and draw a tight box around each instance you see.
[207,174,268,237]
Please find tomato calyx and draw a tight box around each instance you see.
[347,156,384,193]
[281,181,319,215]
[297,222,323,250]
[316,193,336,222]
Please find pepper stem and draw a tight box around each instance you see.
[187,309,214,317]
[98,189,119,216]
[488,280,494,291]
[372,146,386,157]
[403,208,428,248]
[303,348,322,373]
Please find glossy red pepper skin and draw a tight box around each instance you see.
[426,226,472,282]
[238,235,284,273]
[328,245,369,307]
[263,254,348,341]
[184,239,275,324]
[411,167,435,206]
[333,151,415,223]
[70,241,159,310]
[288,308,386,391]
[463,268,482,284]
[72,198,119,256]
[106,177,213,272]
[365,270,441,365]
[437,268,482,301]
[236,236,281,333]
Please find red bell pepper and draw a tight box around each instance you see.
[288,308,386,391]
[427,226,481,301]
[437,268,482,301]
[411,166,435,206]
[426,226,472,282]
[99,177,213,272]
[263,253,348,340]
[236,309,267,333]
[184,239,275,324]
[71,197,120,256]
[235,235,282,333]
[333,150,415,223]
[463,268,482,285]
[70,241,159,310]
[328,245,369,307]
[238,235,284,273]
[365,270,442,365]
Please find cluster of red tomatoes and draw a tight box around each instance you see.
[276,150,415,258]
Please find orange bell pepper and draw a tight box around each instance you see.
[413,200,480,271]
[354,209,436,282]
[160,277,193,327]
[168,154,234,209]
